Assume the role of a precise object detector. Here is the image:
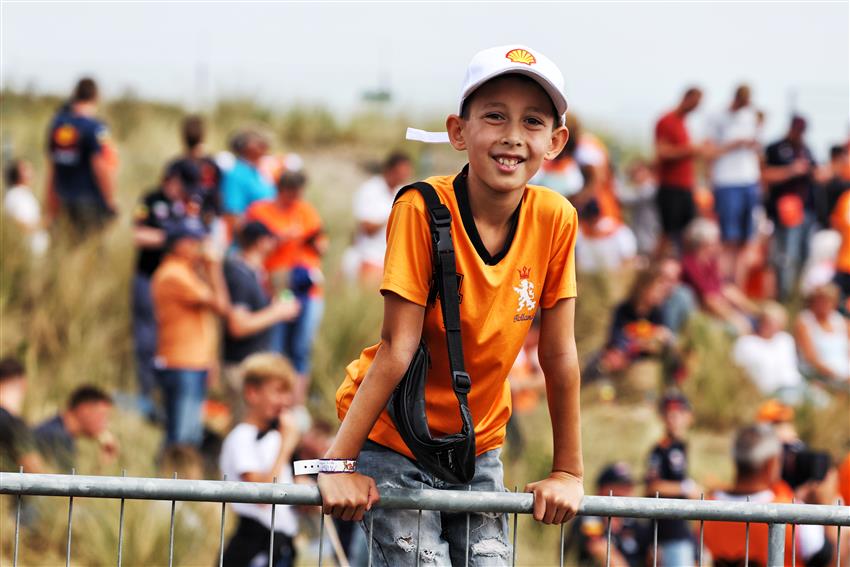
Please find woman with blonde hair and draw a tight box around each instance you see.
[794,283,850,384]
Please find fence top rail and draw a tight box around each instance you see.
[1,472,847,526]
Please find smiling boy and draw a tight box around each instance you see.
[318,45,583,565]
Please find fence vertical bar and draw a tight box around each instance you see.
[766,523,785,567]
[416,507,422,567]
[66,468,75,567]
[367,513,374,567]
[605,489,613,567]
[318,512,325,567]
[117,469,126,567]
[13,466,22,567]
[698,493,705,567]
[745,496,751,567]
[836,499,842,567]
[791,498,796,567]
[168,472,177,567]
[268,477,277,567]
[836,522,842,567]
[511,486,518,567]
[652,492,659,567]
[465,485,471,567]
[559,522,565,567]
[219,474,227,567]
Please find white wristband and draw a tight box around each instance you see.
[294,459,357,476]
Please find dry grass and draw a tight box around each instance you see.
[1,90,847,566]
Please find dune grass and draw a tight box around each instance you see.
[1,90,847,565]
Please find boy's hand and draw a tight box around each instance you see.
[317,472,380,522]
[525,471,584,525]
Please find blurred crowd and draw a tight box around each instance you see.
[2,76,849,566]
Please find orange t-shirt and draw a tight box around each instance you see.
[831,190,850,273]
[335,169,579,459]
[839,453,850,507]
[703,488,796,567]
[576,133,623,238]
[245,198,324,273]
[151,256,215,370]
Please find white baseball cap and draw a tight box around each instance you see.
[459,44,568,119]
[407,45,567,143]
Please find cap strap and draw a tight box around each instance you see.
[406,128,450,144]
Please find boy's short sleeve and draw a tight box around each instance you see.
[380,199,433,306]
[222,426,265,479]
[540,203,578,308]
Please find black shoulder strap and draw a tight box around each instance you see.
[394,182,471,399]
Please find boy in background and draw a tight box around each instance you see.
[34,385,117,470]
[219,353,301,567]
[645,391,701,567]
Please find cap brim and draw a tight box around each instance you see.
[460,66,568,120]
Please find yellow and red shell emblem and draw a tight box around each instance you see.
[505,49,536,66]
[53,124,79,147]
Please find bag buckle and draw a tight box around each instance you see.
[452,371,471,394]
[429,205,452,228]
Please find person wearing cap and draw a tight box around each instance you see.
[222,221,301,411]
[763,115,818,301]
[704,424,837,567]
[322,45,582,564]
[572,462,650,567]
[151,218,230,447]
[654,87,704,254]
[133,161,211,420]
[644,391,701,567]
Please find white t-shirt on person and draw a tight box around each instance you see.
[708,107,761,187]
[4,185,41,229]
[219,423,298,535]
[732,332,804,394]
[352,175,398,268]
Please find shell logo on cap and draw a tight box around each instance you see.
[505,49,536,66]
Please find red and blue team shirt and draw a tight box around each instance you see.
[47,104,112,211]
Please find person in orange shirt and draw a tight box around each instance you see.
[318,45,583,565]
[245,171,327,382]
[151,219,229,447]
[704,424,837,567]
[831,188,850,307]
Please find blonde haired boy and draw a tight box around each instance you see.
[219,352,301,567]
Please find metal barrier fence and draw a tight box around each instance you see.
[1,471,847,567]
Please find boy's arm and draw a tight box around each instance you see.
[317,291,425,521]
[526,297,584,524]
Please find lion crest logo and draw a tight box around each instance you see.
[513,266,536,312]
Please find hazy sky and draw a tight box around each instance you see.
[2,1,848,157]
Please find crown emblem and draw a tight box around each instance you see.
[517,266,531,280]
[505,49,536,66]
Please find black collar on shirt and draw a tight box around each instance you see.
[452,165,522,266]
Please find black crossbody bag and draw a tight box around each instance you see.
[386,182,476,485]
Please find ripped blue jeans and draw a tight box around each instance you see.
[357,440,511,566]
